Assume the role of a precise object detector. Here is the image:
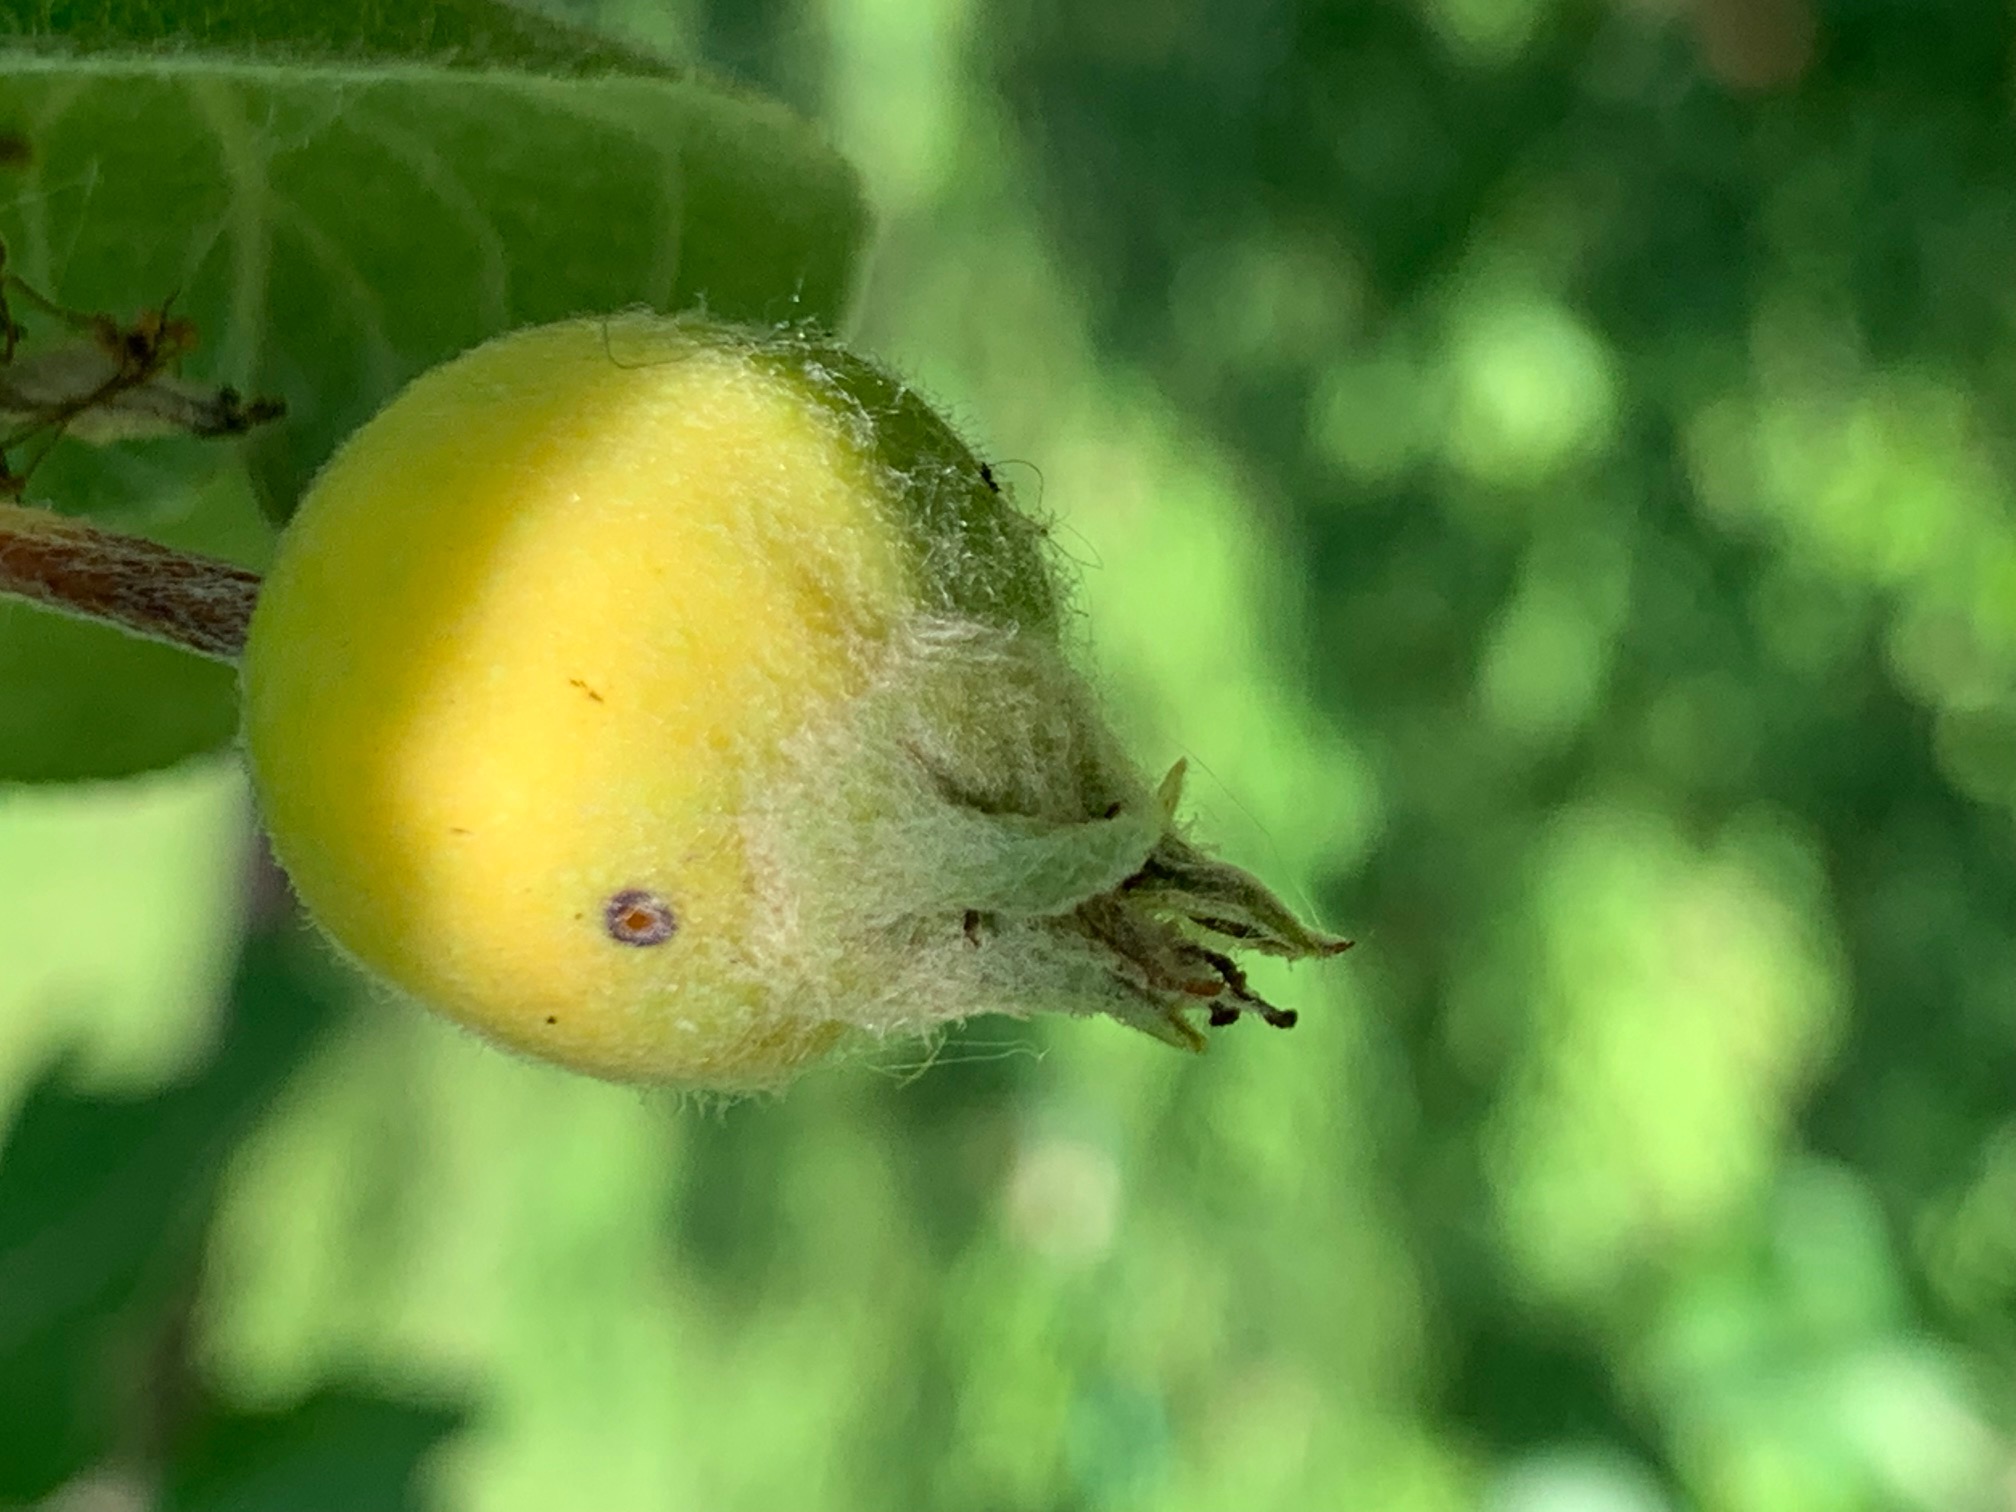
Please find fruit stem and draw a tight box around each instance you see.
[0,502,256,662]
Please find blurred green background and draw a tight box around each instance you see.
[9,0,2016,1507]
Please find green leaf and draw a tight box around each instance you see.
[0,0,867,781]
[160,1389,466,1512]
[0,0,666,69]
[0,928,340,1501]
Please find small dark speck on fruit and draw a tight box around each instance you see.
[604,888,677,946]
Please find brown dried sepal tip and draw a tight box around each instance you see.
[1071,761,1353,1052]
[0,242,285,496]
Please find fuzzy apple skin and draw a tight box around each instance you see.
[241,313,1344,1094]
[241,316,915,1087]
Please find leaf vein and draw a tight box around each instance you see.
[342,102,510,330]
[270,193,402,400]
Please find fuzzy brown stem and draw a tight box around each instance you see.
[0,502,257,662]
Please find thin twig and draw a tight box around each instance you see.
[0,502,257,662]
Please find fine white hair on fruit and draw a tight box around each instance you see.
[738,612,1168,1039]
[241,311,1347,1090]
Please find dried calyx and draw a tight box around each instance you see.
[1070,799,1354,1049]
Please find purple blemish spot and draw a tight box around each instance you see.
[604,888,677,946]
